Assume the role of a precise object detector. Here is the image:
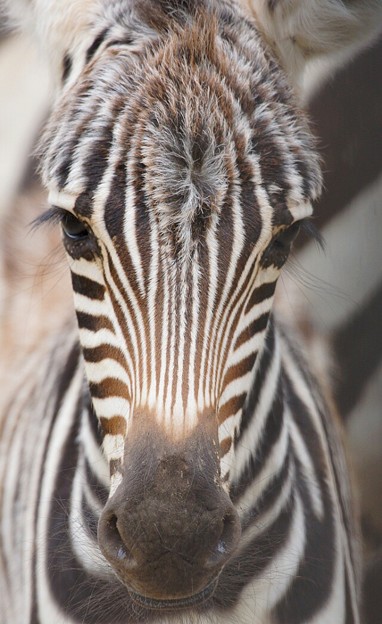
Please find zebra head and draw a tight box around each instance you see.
[19,0,371,611]
[34,0,323,608]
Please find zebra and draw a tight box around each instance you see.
[1,1,382,622]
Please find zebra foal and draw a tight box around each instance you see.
[2,0,381,622]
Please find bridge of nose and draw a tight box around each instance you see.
[109,416,224,521]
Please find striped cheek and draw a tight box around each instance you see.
[69,232,285,489]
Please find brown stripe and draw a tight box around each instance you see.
[219,436,232,457]
[218,393,247,424]
[222,353,257,389]
[89,378,130,401]
[100,416,127,437]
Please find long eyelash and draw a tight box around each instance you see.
[299,218,325,250]
[31,206,67,231]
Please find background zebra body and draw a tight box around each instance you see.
[1,0,381,622]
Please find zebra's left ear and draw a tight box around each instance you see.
[3,0,102,86]
[243,0,382,87]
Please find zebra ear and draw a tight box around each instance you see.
[244,0,382,86]
[3,0,101,85]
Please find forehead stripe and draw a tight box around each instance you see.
[85,28,110,64]
[48,190,76,211]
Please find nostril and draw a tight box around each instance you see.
[219,511,240,551]
[205,511,241,569]
[98,512,137,569]
[108,515,128,560]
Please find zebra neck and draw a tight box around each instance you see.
[217,322,347,621]
[230,318,289,511]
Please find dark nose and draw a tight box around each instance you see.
[98,441,241,604]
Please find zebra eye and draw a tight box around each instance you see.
[261,221,302,268]
[61,212,89,240]
[272,221,301,248]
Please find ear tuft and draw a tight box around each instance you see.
[2,0,103,86]
[243,0,382,86]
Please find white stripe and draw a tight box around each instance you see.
[85,358,131,389]
[72,292,107,315]
[229,326,266,368]
[123,183,146,296]
[92,396,130,420]
[47,190,76,211]
[218,369,254,410]
[147,206,160,409]
[69,258,105,283]
[157,256,170,417]
[186,254,200,417]
[102,433,125,461]
[79,326,119,349]
[198,215,219,410]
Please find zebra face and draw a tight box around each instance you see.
[40,7,322,608]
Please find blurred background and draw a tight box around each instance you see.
[301,39,382,622]
[0,11,381,623]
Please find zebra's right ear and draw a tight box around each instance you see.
[3,0,102,86]
[244,0,382,88]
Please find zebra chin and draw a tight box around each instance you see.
[97,422,241,607]
[127,579,219,611]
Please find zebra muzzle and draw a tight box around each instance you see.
[97,426,241,605]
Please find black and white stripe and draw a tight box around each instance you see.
[2,0,380,622]
[0,317,361,623]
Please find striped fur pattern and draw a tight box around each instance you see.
[0,320,361,623]
[0,0,372,622]
[38,0,322,486]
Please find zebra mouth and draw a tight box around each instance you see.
[128,579,218,610]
